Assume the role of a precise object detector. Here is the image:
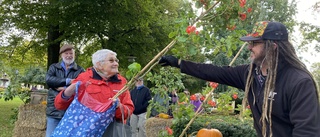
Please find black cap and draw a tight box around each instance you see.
[240,21,288,41]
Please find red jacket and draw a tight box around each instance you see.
[55,68,134,122]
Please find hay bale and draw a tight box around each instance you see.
[13,127,45,137]
[145,117,173,137]
[13,104,46,137]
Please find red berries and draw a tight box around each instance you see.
[232,94,238,99]
[239,0,246,8]
[186,26,199,35]
[227,25,236,30]
[208,100,216,107]
[190,95,197,101]
[200,96,205,101]
[239,13,247,21]
[166,127,173,135]
[209,82,219,88]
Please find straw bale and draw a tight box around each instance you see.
[13,104,47,137]
[13,126,45,137]
[145,117,173,137]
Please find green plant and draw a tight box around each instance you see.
[125,62,141,80]
[216,92,233,115]
[235,104,252,119]
[172,115,256,137]
[158,127,174,137]
[0,67,46,104]
[0,98,23,137]
[10,107,19,124]
[146,67,185,117]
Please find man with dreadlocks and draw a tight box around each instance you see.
[159,21,320,137]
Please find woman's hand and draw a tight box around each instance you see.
[110,98,120,108]
[63,83,77,97]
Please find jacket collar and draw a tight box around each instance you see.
[54,61,80,70]
[91,68,121,83]
[251,60,289,76]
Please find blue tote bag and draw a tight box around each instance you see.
[51,82,117,137]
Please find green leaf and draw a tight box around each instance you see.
[187,45,197,56]
[227,49,233,57]
[168,31,177,38]
[128,62,141,72]
[126,62,141,80]
[177,36,188,42]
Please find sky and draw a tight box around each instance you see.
[294,0,320,70]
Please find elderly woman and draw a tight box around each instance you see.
[53,49,134,136]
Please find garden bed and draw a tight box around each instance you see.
[172,114,256,137]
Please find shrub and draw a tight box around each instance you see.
[172,114,256,137]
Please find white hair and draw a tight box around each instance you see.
[92,49,117,67]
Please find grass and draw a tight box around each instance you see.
[0,98,24,137]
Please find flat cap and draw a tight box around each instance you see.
[59,44,74,54]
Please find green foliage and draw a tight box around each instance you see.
[0,67,41,104]
[9,107,19,124]
[20,67,46,85]
[172,103,195,125]
[146,67,185,117]
[125,62,142,80]
[0,0,188,71]
[158,130,172,137]
[235,104,252,119]
[155,2,302,129]
[0,98,23,137]
[0,39,47,72]
[216,92,234,115]
[0,84,31,104]
[172,114,256,137]
[299,23,320,52]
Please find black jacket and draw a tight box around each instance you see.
[180,60,320,137]
[130,86,152,115]
[45,62,84,119]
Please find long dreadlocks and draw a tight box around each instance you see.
[241,40,319,137]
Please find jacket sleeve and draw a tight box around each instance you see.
[45,64,67,88]
[290,78,320,136]
[115,90,134,121]
[180,60,248,90]
[54,90,74,110]
[54,73,86,110]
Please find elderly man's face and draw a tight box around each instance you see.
[61,49,75,65]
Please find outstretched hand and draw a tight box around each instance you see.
[158,55,180,68]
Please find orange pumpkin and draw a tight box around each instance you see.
[196,128,223,137]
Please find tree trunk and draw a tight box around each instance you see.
[47,25,61,70]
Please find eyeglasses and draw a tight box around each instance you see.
[102,58,119,63]
[247,41,265,48]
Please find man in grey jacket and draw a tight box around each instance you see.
[45,44,84,137]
